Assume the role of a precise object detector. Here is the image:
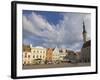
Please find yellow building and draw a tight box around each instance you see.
[31,47,47,64]
[23,52,32,65]
[23,45,47,65]
[22,45,32,65]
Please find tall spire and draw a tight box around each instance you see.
[83,21,86,33]
[82,21,87,43]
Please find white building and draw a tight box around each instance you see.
[52,47,60,63]
[59,49,68,61]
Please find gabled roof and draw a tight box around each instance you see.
[53,47,59,54]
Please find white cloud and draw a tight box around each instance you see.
[23,11,91,51]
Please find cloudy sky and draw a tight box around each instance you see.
[22,10,91,51]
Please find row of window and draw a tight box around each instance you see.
[24,53,30,58]
[24,53,62,58]
[24,54,45,59]
[33,55,45,59]
[32,50,46,53]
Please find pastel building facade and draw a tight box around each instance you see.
[23,52,32,65]
[23,45,47,65]
[59,49,68,61]
[31,47,47,64]
[46,48,53,62]
[22,45,32,65]
[52,47,60,62]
